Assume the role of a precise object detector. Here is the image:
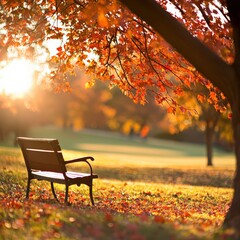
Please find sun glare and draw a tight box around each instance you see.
[0,58,35,98]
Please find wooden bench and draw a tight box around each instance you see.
[17,137,98,205]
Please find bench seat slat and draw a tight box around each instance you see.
[66,171,98,179]
[33,171,97,179]
[31,171,98,185]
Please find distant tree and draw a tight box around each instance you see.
[106,86,165,134]
[200,103,221,166]
[166,91,228,166]
[0,97,39,145]
[70,76,115,130]
[0,96,13,141]
[46,72,165,132]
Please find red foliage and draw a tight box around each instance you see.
[0,0,231,112]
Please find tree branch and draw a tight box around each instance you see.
[212,2,230,22]
[119,0,237,102]
[194,2,211,29]
[168,0,185,16]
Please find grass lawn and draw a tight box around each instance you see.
[0,126,237,239]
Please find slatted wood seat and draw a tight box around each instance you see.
[17,137,98,205]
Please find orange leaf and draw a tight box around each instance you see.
[98,11,109,28]
[167,106,175,114]
[56,46,62,52]
[197,94,205,103]
[85,81,95,88]
[182,212,191,218]
[154,215,165,223]
[209,91,217,102]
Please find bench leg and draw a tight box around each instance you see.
[51,182,59,202]
[26,177,31,199]
[65,185,69,205]
[89,185,94,206]
[51,183,70,205]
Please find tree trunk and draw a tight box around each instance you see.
[205,121,214,166]
[204,109,219,167]
[224,0,240,227]
[223,101,240,229]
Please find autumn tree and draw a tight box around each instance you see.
[118,0,239,228]
[43,71,164,132]
[0,0,239,228]
[165,85,230,167]
[106,85,165,134]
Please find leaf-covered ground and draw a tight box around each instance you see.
[0,145,237,240]
[0,169,234,240]
[0,127,238,239]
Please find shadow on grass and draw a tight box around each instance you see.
[73,165,234,188]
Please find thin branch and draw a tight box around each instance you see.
[141,21,166,85]
[168,0,185,16]
[194,2,211,29]
[74,0,85,8]
[108,63,131,91]
[104,35,114,65]
[212,2,230,22]
[116,51,135,89]
[131,35,186,86]
[130,18,155,35]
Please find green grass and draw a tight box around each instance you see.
[0,126,237,239]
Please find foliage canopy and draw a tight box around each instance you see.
[0,0,231,113]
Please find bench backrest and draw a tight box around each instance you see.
[17,137,67,173]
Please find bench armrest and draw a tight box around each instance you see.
[65,156,94,164]
[64,156,95,175]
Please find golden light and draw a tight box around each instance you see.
[0,58,36,98]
